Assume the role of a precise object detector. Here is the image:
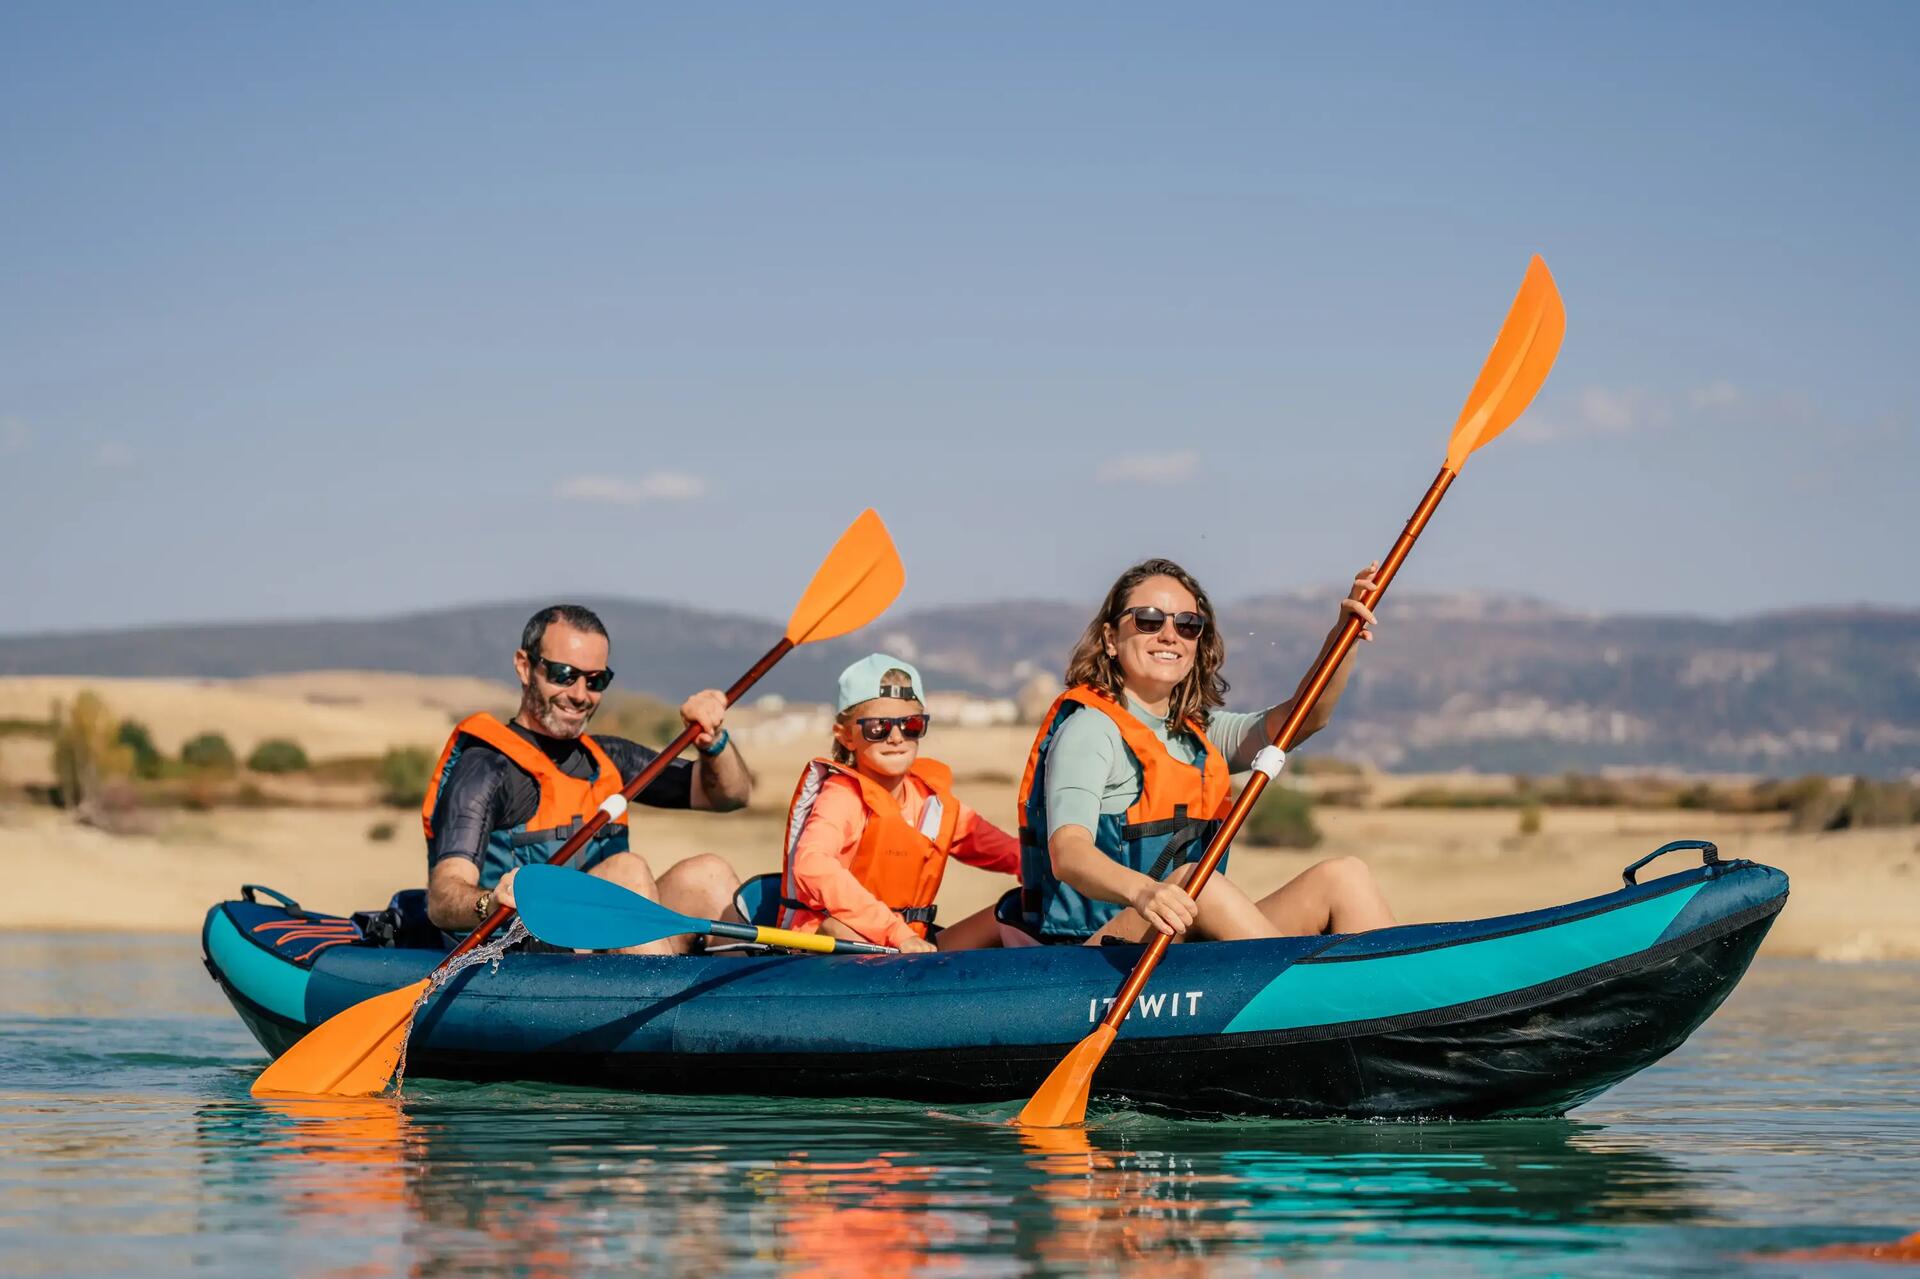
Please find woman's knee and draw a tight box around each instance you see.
[1311,855,1375,886]
[673,853,741,891]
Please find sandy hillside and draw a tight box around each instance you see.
[0,673,516,779]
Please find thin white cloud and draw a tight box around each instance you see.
[1516,387,1670,443]
[1095,450,1199,484]
[1689,380,1742,410]
[555,470,710,504]
[93,442,135,469]
[0,417,28,454]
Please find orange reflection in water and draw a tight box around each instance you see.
[1019,1125,1255,1277]
[762,1151,964,1279]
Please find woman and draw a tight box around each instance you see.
[1014,558,1396,945]
[776,653,1021,952]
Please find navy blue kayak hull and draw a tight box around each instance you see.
[204,859,1786,1119]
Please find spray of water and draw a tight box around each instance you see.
[387,916,529,1094]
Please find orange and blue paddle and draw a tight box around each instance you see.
[1017,256,1569,1127]
[513,863,897,955]
[252,508,906,1098]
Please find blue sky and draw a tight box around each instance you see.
[3,3,1915,633]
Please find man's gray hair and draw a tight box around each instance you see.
[520,604,608,657]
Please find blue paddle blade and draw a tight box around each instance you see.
[512,864,702,951]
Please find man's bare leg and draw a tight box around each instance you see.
[587,851,681,955]
[656,853,744,947]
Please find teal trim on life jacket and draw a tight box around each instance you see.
[1018,698,1224,942]
[430,734,630,894]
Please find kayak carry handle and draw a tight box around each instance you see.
[1622,840,1720,886]
[240,884,309,914]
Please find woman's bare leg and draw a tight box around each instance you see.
[934,904,1004,951]
[1085,864,1277,945]
[1254,856,1395,935]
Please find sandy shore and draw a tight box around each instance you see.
[6,782,1914,960]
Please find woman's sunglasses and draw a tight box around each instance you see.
[531,656,616,693]
[854,713,931,742]
[1114,606,1207,641]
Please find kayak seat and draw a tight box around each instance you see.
[735,872,785,928]
[351,888,452,951]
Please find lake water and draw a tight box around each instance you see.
[2,934,1916,1277]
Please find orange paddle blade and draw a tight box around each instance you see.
[1444,255,1567,471]
[250,977,430,1099]
[1015,1024,1115,1127]
[783,508,906,645]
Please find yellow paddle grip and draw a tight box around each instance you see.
[751,925,841,954]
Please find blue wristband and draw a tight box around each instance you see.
[698,728,730,757]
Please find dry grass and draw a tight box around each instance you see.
[4,676,1914,961]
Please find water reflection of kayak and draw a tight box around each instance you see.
[201,846,1786,1119]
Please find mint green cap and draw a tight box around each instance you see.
[836,653,925,713]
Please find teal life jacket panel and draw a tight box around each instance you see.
[1014,688,1231,943]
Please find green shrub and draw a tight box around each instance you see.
[115,719,165,779]
[51,691,133,812]
[366,820,397,842]
[1518,801,1544,837]
[377,746,435,808]
[246,738,309,774]
[1240,785,1321,849]
[180,732,238,773]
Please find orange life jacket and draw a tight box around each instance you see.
[1014,685,1232,940]
[778,757,960,939]
[420,712,631,889]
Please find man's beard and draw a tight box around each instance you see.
[523,681,592,738]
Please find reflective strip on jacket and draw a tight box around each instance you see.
[778,757,960,941]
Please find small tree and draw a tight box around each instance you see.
[247,738,310,774]
[51,691,133,816]
[1240,784,1321,849]
[378,746,435,808]
[180,732,238,773]
[115,719,165,779]
[1518,801,1544,837]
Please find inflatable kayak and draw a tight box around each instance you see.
[202,841,1785,1118]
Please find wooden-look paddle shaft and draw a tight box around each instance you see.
[252,508,905,1099]
[1018,257,1566,1126]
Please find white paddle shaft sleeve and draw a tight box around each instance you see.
[1249,746,1286,780]
[599,794,629,821]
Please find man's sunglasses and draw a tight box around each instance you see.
[1114,606,1207,641]
[530,655,616,693]
[854,713,931,742]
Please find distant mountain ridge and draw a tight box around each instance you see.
[4,593,1916,775]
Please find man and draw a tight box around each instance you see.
[421,603,752,954]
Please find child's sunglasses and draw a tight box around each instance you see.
[1113,606,1207,641]
[531,656,616,693]
[854,713,931,742]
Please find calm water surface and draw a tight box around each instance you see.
[1,934,1915,1277]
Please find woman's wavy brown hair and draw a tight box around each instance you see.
[1064,558,1229,729]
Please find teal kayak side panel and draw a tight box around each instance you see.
[206,909,311,1024]
[1224,884,1703,1034]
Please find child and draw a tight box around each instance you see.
[778,654,1019,952]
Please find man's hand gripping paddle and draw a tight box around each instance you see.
[1016,256,1567,1127]
[511,864,897,954]
[251,508,905,1098]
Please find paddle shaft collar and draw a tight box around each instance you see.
[445,637,794,964]
[1091,465,1456,1034]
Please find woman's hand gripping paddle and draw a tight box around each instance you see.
[251,508,906,1098]
[1017,256,1567,1127]
[512,864,898,955]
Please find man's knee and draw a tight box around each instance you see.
[669,852,741,892]
[592,851,658,892]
